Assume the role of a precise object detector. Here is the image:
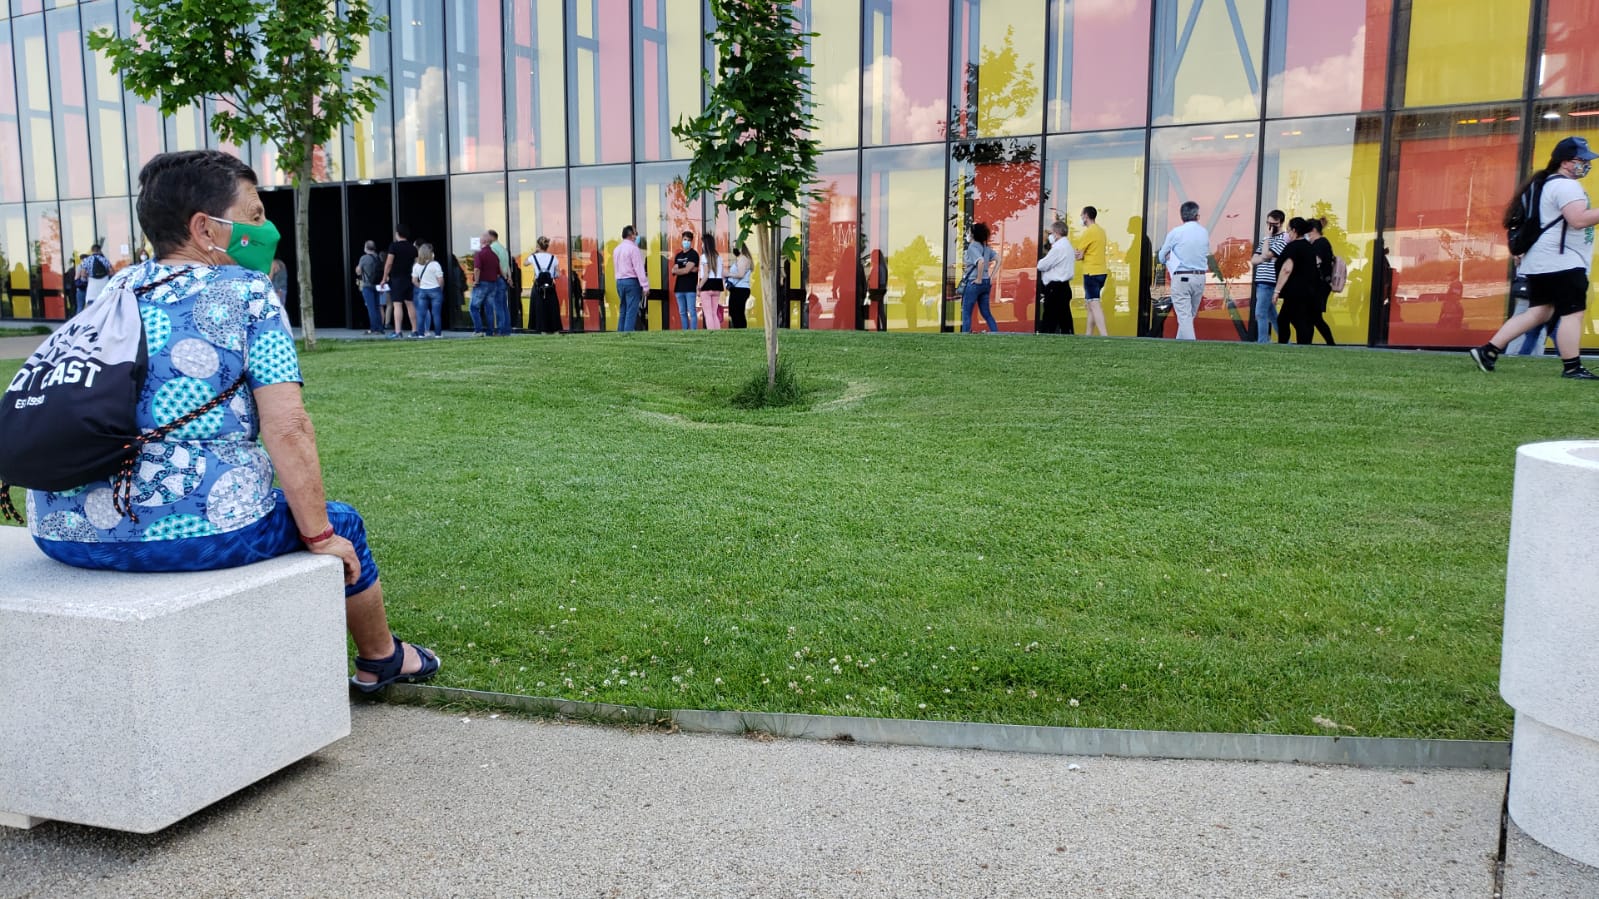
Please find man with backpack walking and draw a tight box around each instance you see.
[1472,136,1599,380]
[78,243,113,307]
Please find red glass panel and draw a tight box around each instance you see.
[803,153,860,330]
[1541,0,1599,98]
[1049,0,1152,132]
[863,0,950,146]
[1270,0,1391,116]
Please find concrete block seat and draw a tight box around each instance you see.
[1501,440,1599,868]
[0,525,350,833]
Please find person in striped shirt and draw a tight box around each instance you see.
[1249,210,1287,343]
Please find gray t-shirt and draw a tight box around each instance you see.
[1520,176,1596,275]
[963,243,996,285]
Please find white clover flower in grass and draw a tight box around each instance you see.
[714,677,724,685]
[918,703,927,709]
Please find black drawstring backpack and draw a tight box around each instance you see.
[0,270,245,524]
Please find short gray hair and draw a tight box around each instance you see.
[1179,201,1200,223]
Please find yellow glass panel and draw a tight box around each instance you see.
[966,0,1046,138]
[1263,118,1383,345]
[1404,0,1530,107]
[536,9,566,168]
[1159,0,1266,125]
[1047,132,1146,337]
[804,0,861,149]
[865,147,944,332]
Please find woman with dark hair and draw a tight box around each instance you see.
[1271,217,1320,344]
[1302,218,1337,345]
[1472,136,1599,379]
[23,150,440,692]
[960,221,999,333]
[697,233,725,330]
[725,243,753,329]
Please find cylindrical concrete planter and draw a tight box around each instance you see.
[1501,440,1599,869]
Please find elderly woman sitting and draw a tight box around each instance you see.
[25,149,438,692]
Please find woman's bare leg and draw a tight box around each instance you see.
[346,578,426,682]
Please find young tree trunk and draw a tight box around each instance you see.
[295,155,316,350]
[755,221,779,387]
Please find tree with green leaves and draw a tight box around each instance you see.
[672,0,821,388]
[89,0,387,350]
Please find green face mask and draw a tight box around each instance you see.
[207,215,281,274]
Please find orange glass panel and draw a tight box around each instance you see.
[1383,111,1520,348]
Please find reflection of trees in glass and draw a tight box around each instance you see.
[953,26,1037,139]
[946,26,1046,242]
[804,180,850,295]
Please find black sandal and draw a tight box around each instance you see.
[350,635,440,693]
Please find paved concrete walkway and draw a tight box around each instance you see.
[3,702,1593,898]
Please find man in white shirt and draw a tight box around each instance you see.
[1157,201,1210,341]
[1472,136,1599,380]
[1036,220,1076,334]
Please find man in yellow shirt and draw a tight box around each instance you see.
[1075,206,1110,336]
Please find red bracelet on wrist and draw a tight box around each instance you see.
[300,525,336,546]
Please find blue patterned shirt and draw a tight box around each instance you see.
[28,261,303,543]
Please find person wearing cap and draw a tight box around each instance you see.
[1472,136,1599,379]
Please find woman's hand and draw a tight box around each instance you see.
[307,533,359,585]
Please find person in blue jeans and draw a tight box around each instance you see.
[960,222,999,333]
[1248,210,1287,343]
[471,231,503,336]
[355,240,384,334]
[671,229,700,329]
[411,243,445,337]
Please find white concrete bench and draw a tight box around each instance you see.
[0,525,350,833]
[1502,441,1599,868]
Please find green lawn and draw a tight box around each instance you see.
[8,331,1591,739]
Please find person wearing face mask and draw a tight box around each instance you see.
[672,230,700,329]
[21,150,440,693]
[1473,136,1599,380]
[1036,220,1075,334]
[1249,210,1287,343]
[1076,206,1109,336]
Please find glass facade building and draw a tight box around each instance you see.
[3,0,1599,346]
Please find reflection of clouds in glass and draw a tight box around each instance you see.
[1179,94,1262,124]
[1076,0,1136,21]
[819,67,862,146]
[864,56,947,143]
[396,65,445,166]
[1273,27,1366,116]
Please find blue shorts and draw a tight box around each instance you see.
[34,489,380,597]
[1083,274,1107,301]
